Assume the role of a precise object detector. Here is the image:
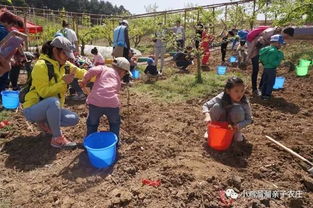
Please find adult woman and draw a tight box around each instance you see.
[23,36,87,148]
[247,27,294,95]
[0,9,24,93]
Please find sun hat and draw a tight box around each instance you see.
[54,32,64,38]
[130,49,136,54]
[121,20,129,25]
[112,57,130,73]
[50,36,75,59]
[270,34,286,44]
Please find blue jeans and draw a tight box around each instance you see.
[261,68,276,97]
[209,103,245,125]
[86,104,121,138]
[23,97,79,137]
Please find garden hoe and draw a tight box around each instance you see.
[265,135,313,176]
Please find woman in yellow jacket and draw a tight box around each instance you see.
[23,36,86,148]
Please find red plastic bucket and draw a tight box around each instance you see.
[208,122,235,151]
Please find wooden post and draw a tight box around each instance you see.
[236,3,239,25]
[265,1,268,25]
[251,0,256,30]
[197,9,200,23]
[164,12,167,25]
[184,9,187,30]
[212,7,215,35]
[23,13,29,51]
[225,5,228,23]
[74,16,78,39]
[72,13,75,30]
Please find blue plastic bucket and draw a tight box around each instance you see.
[273,76,285,89]
[132,69,140,79]
[229,56,237,63]
[84,132,118,168]
[216,66,227,75]
[1,90,19,109]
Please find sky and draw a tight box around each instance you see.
[108,0,230,14]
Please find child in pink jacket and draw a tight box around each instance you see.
[80,57,130,138]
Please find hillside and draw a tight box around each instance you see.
[0,0,129,15]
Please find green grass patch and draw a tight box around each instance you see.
[284,41,313,64]
[132,70,247,102]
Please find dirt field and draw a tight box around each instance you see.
[1,43,313,208]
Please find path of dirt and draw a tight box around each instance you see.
[0,42,313,208]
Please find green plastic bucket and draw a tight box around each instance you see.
[137,57,149,63]
[296,66,309,76]
[299,59,311,67]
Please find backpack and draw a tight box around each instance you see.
[237,30,249,41]
[20,60,59,103]
[246,26,270,42]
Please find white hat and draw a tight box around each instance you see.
[112,57,130,73]
[122,20,129,25]
[270,34,286,44]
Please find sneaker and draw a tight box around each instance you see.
[204,131,208,139]
[38,122,52,134]
[261,96,270,101]
[71,93,86,101]
[252,90,261,96]
[51,135,77,148]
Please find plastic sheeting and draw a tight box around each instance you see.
[83,45,142,58]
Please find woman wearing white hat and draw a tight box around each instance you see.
[112,20,130,59]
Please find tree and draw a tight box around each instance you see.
[0,0,12,5]
[24,0,129,15]
[129,18,158,48]
[79,25,105,55]
[102,19,115,46]
[12,0,28,6]
[144,3,158,13]
[264,0,313,25]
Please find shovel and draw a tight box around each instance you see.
[265,135,313,175]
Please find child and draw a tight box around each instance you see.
[237,40,248,69]
[129,49,137,71]
[154,22,166,73]
[221,30,235,63]
[200,25,215,69]
[91,47,105,66]
[259,34,285,100]
[80,57,130,138]
[203,77,252,142]
[174,46,194,71]
[144,58,159,81]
